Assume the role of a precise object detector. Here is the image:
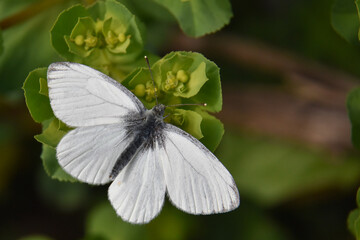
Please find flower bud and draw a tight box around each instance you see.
[176,70,189,83]
[118,33,126,43]
[134,84,145,97]
[74,35,84,46]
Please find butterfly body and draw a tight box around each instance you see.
[110,104,166,179]
[47,62,240,224]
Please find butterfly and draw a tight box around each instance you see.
[47,61,240,224]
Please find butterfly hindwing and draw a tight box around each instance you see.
[108,139,166,224]
[160,124,240,214]
[47,62,145,127]
[57,123,136,185]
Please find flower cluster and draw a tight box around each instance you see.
[123,51,223,151]
[51,0,144,79]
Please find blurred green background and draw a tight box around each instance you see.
[1,0,360,239]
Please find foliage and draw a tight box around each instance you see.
[331,0,360,44]
[332,1,360,239]
[0,0,67,95]
[0,29,3,55]
[348,188,360,239]
[18,236,54,240]
[2,0,360,239]
[348,88,360,149]
[22,0,224,181]
[152,0,233,37]
[50,0,146,79]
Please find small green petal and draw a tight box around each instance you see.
[166,109,204,140]
[70,17,97,40]
[84,33,98,49]
[175,82,186,93]
[176,69,189,83]
[174,62,208,98]
[118,33,126,42]
[39,78,49,97]
[195,110,224,152]
[106,31,118,47]
[95,19,104,33]
[35,118,67,148]
[171,113,185,126]
[107,36,131,53]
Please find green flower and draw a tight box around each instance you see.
[102,17,131,54]
[123,51,224,150]
[51,0,145,80]
[164,108,204,140]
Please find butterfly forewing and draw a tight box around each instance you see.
[47,62,145,127]
[48,62,146,185]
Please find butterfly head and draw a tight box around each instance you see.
[152,104,166,117]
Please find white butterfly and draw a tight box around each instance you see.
[47,62,240,224]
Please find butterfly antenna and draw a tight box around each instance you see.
[144,56,158,105]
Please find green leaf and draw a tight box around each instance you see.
[40,143,76,182]
[165,108,204,139]
[181,62,207,97]
[0,1,65,96]
[23,68,54,123]
[153,0,233,37]
[51,4,89,61]
[218,130,360,206]
[347,88,360,149]
[348,209,360,237]
[36,118,75,182]
[18,236,54,240]
[331,0,360,44]
[348,188,360,239]
[0,29,3,56]
[196,110,224,152]
[35,118,68,148]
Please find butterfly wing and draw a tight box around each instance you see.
[160,124,240,214]
[47,62,146,184]
[108,139,166,224]
[57,123,137,185]
[47,62,145,127]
